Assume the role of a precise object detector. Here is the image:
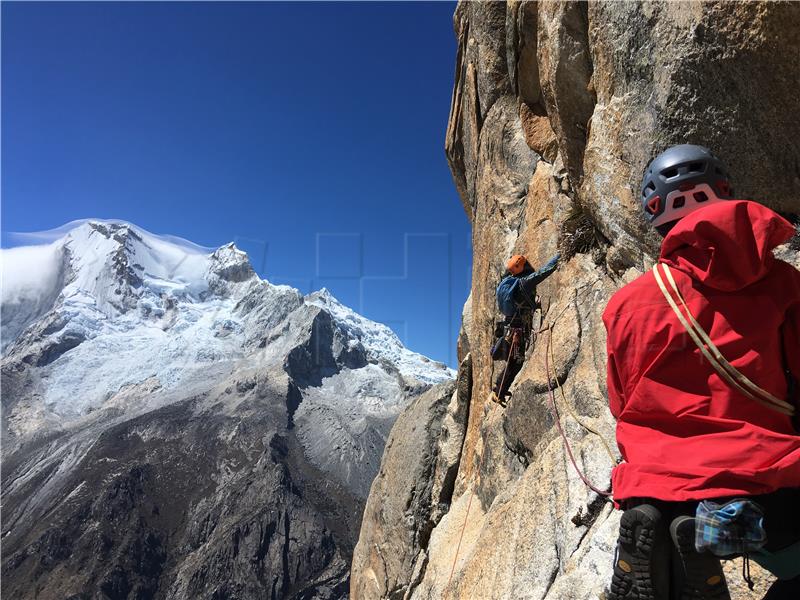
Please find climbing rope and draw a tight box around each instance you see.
[497,329,521,398]
[489,306,520,394]
[446,277,614,587]
[447,330,521,590]
[544,328,613,499]
[547,331,619,465]
[446,459,478,590]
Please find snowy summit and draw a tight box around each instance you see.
[1,219,453,447]
[1,221,455,598]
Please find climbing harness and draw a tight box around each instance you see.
[489,304,535,405]
[653,262,795,417]
[544,328,614,499]
[450,273,612,589]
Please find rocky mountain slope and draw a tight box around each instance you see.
[0,220,452,599]
[352,2,800,599]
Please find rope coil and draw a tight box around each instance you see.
[653,262,795,416]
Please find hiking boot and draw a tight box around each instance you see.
[488,391,507,407]
[609,504,669,600]
[670,515,731,600]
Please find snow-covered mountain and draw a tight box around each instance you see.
[1,220,453,599]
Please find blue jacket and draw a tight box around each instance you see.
[496,254,559,316]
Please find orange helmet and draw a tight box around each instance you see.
[506,255,527,276]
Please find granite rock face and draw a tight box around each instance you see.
[352,2,800,599]
[351,357,470,600]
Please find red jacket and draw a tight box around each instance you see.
[603,200,800,503]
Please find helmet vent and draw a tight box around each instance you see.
[642,145,731,227]
[646,196,662,214]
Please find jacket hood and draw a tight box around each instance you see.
[660,200,795,291]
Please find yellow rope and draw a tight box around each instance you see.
[448,333,521,590]
[653,263,794,416]
[547,325,619,465]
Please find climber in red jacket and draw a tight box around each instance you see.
[604,145,800,600]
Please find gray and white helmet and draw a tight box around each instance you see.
[640,144,735,228]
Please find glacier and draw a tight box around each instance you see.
[0,219,454,599]
[1,220,451,423]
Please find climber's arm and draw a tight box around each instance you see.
[516,254,560,300]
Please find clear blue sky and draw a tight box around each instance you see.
[2,1,471,367]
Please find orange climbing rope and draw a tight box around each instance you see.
[446,317,615,589]
[446,333,519,589]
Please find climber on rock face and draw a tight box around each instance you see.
[490,252,559,405]
[603,144,800,600]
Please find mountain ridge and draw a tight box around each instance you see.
[1,218,454,599]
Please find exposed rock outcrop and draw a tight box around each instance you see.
[351,356,471,600]
[353,2,800,599]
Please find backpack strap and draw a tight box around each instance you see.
[653,262,795,417]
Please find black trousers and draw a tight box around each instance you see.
[626,488,800,553]
[493,357,523,400]
[626,488,800,597]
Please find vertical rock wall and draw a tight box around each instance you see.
[353,2,800,599]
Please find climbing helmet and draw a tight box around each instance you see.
[640,144,735,228]
[506,255,527,276]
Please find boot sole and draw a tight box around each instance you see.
[670,516,731,600]
[609,504,664,600]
